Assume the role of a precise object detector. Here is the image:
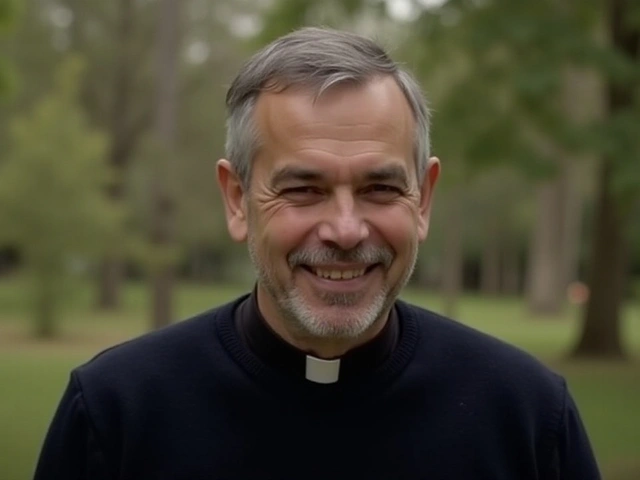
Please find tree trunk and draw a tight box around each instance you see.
[572,0,638,358]
[559,160,583,289]
[480,219,501,295]
[441,192,464,318]
[560,62,602,290]
[524,55,600,315]
[98,255,126,309]
[571,158,626,358]
[150,0,181,329]
[34,270,57,339]
[525,180,565,315]
[96,0,135,310]
[501,239,520,295]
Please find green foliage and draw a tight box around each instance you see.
[0,0,20,33]
[123,135,181,271]
[125,131,236,277]
[0,55,118,337]
[431,1,637,185]
[0,60,16,97]
[255,0,376,46]
[257,0,314,44]
[0,0,22,98]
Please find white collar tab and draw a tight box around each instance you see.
[305,355,340,384]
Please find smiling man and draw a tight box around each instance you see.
[218,73,437,361]
[34,27,601,480]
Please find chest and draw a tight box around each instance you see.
[113,391,542,480]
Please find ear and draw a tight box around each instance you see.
[417,157,441,242]
[216,159,248,243]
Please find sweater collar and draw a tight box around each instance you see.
[234,287,399,384]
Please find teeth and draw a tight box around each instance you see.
[312,268,367,280]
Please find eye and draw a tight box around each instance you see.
[364,184,403,195]
[371,185,401,192]
[281,186,320,194]
[279,186,324,201]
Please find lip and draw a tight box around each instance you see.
[299,264,380,294]
[306,263,370,270]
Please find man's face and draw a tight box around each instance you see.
[218,77,439,345]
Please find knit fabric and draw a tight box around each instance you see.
[33,295,601,480]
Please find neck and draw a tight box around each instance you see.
[256,286,391,359]
[287,322,389,359]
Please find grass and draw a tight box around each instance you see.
[1,277,639,479]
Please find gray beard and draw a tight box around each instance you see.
[247,233,418,340]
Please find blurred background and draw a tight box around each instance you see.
[0,0,639,478]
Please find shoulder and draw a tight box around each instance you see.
[397,299,566,396]
[397,301,597,475]
[73,294,246,394]
[397,300,567,442]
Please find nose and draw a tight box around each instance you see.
[317,192,370,250]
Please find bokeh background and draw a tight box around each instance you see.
[1,0,639,478]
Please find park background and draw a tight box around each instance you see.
[0,0,639,478]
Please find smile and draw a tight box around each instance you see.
[302,265,378,280]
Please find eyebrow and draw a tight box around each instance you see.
[364,165,410,189]
[270,166,325,189]
[269,164,410,189]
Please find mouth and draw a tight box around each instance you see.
[300,264,379,281]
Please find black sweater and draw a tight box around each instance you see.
[33,295,601,479]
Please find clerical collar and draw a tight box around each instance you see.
[234,288,400,384]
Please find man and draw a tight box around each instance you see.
[34,27,600,479]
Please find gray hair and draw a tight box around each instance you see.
[224,27,431,189]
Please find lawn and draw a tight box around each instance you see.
[1,278,639,479]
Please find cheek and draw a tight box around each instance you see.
[369,205,420,253]
[255,207,319,256]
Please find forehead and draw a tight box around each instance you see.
[252,76,415,178]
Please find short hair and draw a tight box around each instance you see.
[224,26,431,189]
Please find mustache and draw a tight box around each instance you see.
[288,245,394,269]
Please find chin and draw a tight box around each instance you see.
[284,291,387,340]
[299,317,373,340]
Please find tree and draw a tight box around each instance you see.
[1,0,66,123]
[96,0,142,310]
[525,68,599,317]
[59,0,262,306]
[572,0,640,358]
[0,56,116,337]
[56,0,157,310]
[148,0,182,329]
[464,167,532,297]
[407,0,638,356]
[0,0,20,97]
